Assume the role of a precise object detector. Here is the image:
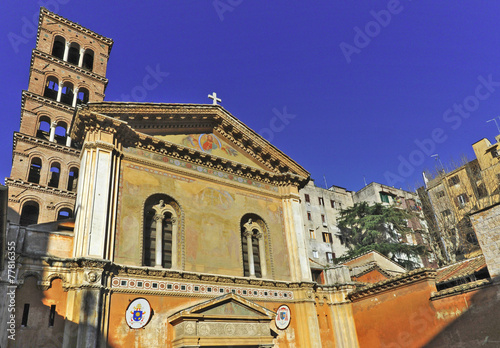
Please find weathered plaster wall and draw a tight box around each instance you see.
[107,292,303,347]
[351,278,482,348]
[114,158,291,280]
[470,204,500,278]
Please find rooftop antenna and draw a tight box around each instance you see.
[487,118,500,133]
[323,175,328,189]
[363,175,367,187]
[431,154,444,173]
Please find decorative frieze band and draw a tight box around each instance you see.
[112,276,294,300]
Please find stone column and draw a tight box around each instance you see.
[153,213,163,268]
[171,217,178,270]
[152,200,171,268]
[56,85,63,103]
[256,232,267,278]
[66,135,72,147]
[72,87,79,107]
[49,121,57,142]
[244,230,255,277]
[78,48,84,67]
[63,42,70,61]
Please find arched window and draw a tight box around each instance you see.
[77,88,89,104]
[54,122,67,145]
[44,76,59,100]
[51,36,65,59]
[67,167,78,192]
[241,214,268,278]
[20,201,39,226]
[28,157,42,184]
[67,42,80,65]
[143,194,179,268]
[48,162,61,188]
[60,82,74,106]
[82,49,94,71]
[57,208,73,221]
[36,116,51,140]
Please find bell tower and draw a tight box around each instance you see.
[6,8,113,225]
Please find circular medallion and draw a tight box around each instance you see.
[125,298,152,329]
[275,304,291,330]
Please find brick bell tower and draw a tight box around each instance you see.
[6,8,113,225]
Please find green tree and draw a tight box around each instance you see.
[337,202,426,269]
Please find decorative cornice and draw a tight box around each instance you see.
[13,132,80,156]
[22,90,74,114]
[31,49,109,84]
[72,105,308,187]
[37,8,113,53]
[348,268,436,301]
[5,178,77,199]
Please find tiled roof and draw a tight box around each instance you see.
[436,255,486,283]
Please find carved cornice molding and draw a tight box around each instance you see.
[22,90,75,115]
[72,103,310,186]
[31,49,108,84]
[72,106,307,187]
[348,268,437,301]
[5,178,77,199]
[13,132,81,156]
[37,8,113,49]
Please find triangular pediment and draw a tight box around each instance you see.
[155,131,271,170]
[169,293,275,322]
[72,102,310,181]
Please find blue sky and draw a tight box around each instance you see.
[2,1,500,192]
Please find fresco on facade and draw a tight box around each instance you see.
[157,133,267,169]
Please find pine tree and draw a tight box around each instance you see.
[337,202,426,269]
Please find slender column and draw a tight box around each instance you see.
[171,218,178,270]
[78,48,84,67]
[244,230,255,277]
[66,135,72,147]
[152,200,170,268]
[256,232,267,278]
[72,87,79,107]
[56,84,63,102]
[153,214,163,267]
[63,42,70,61]
[49,121,57,142]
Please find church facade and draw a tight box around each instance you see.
[0,8,359,348]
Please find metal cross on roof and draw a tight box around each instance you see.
[208,92,221,105]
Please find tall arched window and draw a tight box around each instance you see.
[51,36,65,59]
[67,42,80,65]
[54,122,67,145]
[57,208,73,221]
[36,116,51,140]
[82,49,94,71]
[77,88,89,104]
[28,157,42,184]
[241,214,268,278]
[48,162,61,188]
[20,201,39,226]
[67,167,79,192]
[60,82,74,106]
[44,76,59,100]
[143,194,179,269]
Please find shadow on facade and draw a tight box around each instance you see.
[425,276,500,347]
[1,217,115,348]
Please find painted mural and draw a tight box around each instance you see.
[156,133,267,169]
